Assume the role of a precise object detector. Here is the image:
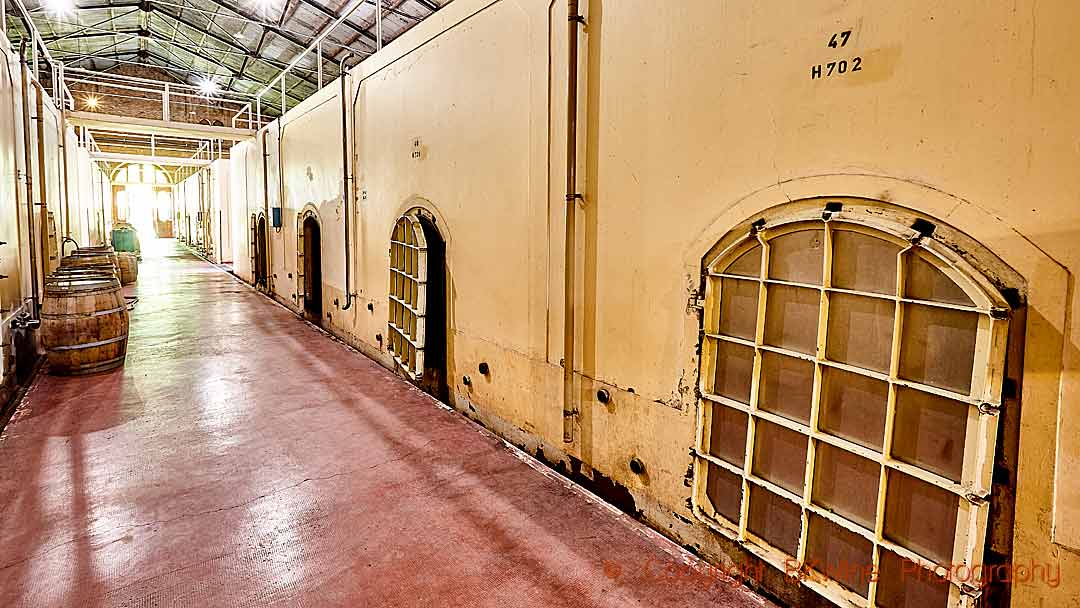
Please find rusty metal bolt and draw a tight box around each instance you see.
[629,457,645,476]
[596,388,611,404]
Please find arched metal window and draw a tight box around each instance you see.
[296,209,318,302]
[388,214,428,379]
[692,206,1012,608]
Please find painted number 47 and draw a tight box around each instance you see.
[828,30,852,48]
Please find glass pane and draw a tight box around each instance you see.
[759,351,813,424]
[876,549,950,608]
[764,284,820,355]
[705,461,743,522]
[905,249,974,306]
[806,513,874,596]
[708,404,748,467]
[826,293,895,373]
[768,229,824,284]
[813,442,880,530]
[747,484,802,557]
[831,229,900,295]
[724,245,762,277]
[712,340,755,404]
[719,278,759,340]
[892,388,968,482]
[899,304,978,394]
[884,471,958,564]
[752,419,808,496]
[819,366,888,451]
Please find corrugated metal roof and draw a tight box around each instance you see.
[8,0,446,112]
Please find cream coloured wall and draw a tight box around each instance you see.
[0,31,106,397]
[228,141,255,279]
[0,43,29,312]
[218,1,1080,606]
[213,160,231,264]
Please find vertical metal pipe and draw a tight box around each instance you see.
[261,130,271,290]
[20,47,39,317]
[33,83,49,279]
[317,40,323,89]
[563,0,582,443]
[340,55,355,310]
[60,105,70,238]
[162,84,170,120]
[376,0,383,50]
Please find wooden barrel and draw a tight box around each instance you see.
[57,262,117,280]
[41,276,129,375]
[76,246,117,267]
[117,252,138,285]
[50,269,117,284]
[61,252,118,272]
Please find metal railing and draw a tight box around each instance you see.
[3,0,389,132]
[64,67,263,128]
[231,0,386,129]
[3,0,75,110]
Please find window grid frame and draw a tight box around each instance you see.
[296,209,317,303]
[693,215,1010,608]
[387,214,428,380]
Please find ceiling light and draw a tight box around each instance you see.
[84,95,100,110]
[44,0,74,15]
[198,78,219,98]
[250,0,278,16]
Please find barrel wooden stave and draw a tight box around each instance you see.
[117,252,138,285]
[41,277,129,375]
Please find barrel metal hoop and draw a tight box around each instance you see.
[47,334,128,351]
[41,305,127,319]
[54,353,127,375]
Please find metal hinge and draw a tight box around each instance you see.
[959,583,984,600]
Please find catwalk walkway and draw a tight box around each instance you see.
[0,241,772,607]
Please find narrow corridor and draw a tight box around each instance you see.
[0,242,772,608]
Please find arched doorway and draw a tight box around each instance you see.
[253,214,268,289]
[387,210,448,401]
[297,211,323,324]
[690,198,1023,608]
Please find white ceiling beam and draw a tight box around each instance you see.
[67,111,255,141]
[90,152,212,167]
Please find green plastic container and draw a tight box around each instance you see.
[111,222,140,253]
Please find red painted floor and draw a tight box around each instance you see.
[0,241,774,608]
